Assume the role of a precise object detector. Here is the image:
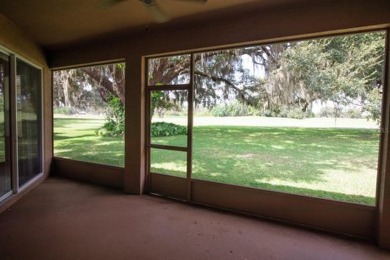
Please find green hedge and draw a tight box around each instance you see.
[151,122,187,137]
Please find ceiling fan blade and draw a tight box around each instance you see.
[147,3,170,23]
[141,0,170,23]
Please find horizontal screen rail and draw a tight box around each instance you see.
[148,84,190,90]
[149,144,188,152]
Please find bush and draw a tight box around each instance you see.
[259,108,283,117]
[258,106,313,119]
[319,107,335,118]
[211,101,250,117]
[97,96,125,137]
[210,105,228,117]
[343,108,362,119]
[248,106,262,116]
[151,122,187,137]
[286,107,309,119]
[260,109,275,117]
[97,120,125,137]
[53,106,78,115]
[97,95,187,138]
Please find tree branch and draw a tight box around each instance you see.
[195,70,252,104]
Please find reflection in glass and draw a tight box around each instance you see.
[0,53,11,197]
[17,59,42,186]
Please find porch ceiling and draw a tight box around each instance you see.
[0,0,305,50]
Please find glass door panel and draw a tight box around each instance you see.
[0,53,11,197]
[16,59,42,187]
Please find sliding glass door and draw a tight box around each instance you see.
[0,53,43,202]
[0,53,11,198]
[16,59,42,187]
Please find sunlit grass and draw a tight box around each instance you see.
[54,117,124,167]
[153,126,379,205]
[54,117,379,205]
[151,149,187,176]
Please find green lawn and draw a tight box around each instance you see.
[54,117,124,167]
[54,117,379,205]
[152,126,379,205]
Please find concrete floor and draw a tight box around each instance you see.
[0,177,389,260]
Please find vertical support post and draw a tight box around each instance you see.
[145,58,151,191]
[44,68,53,178]
[377,29,390,249]
[124,55,145,194]
[187,54,194,201]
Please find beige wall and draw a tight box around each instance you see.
[0,14,46,66]
[0,13,52,211]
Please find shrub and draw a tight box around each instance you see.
[151,122,187,137]
[97,120,125,137]
[97,95,187,137]
[286,107,308,119]
[343,108,362,119]
[259,108,279,117]
[53,106,78,115]
[211,104,228,117]
[248,106,262,116]
[258,106,313,119]
[211,101,250,117]
[97,96,125,137]
[319,106,335,118]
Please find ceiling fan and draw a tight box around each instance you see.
[103,0,208,23]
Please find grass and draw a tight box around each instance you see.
[54,116,380,205]
[54,117,124,167]
[152,126,378,205]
